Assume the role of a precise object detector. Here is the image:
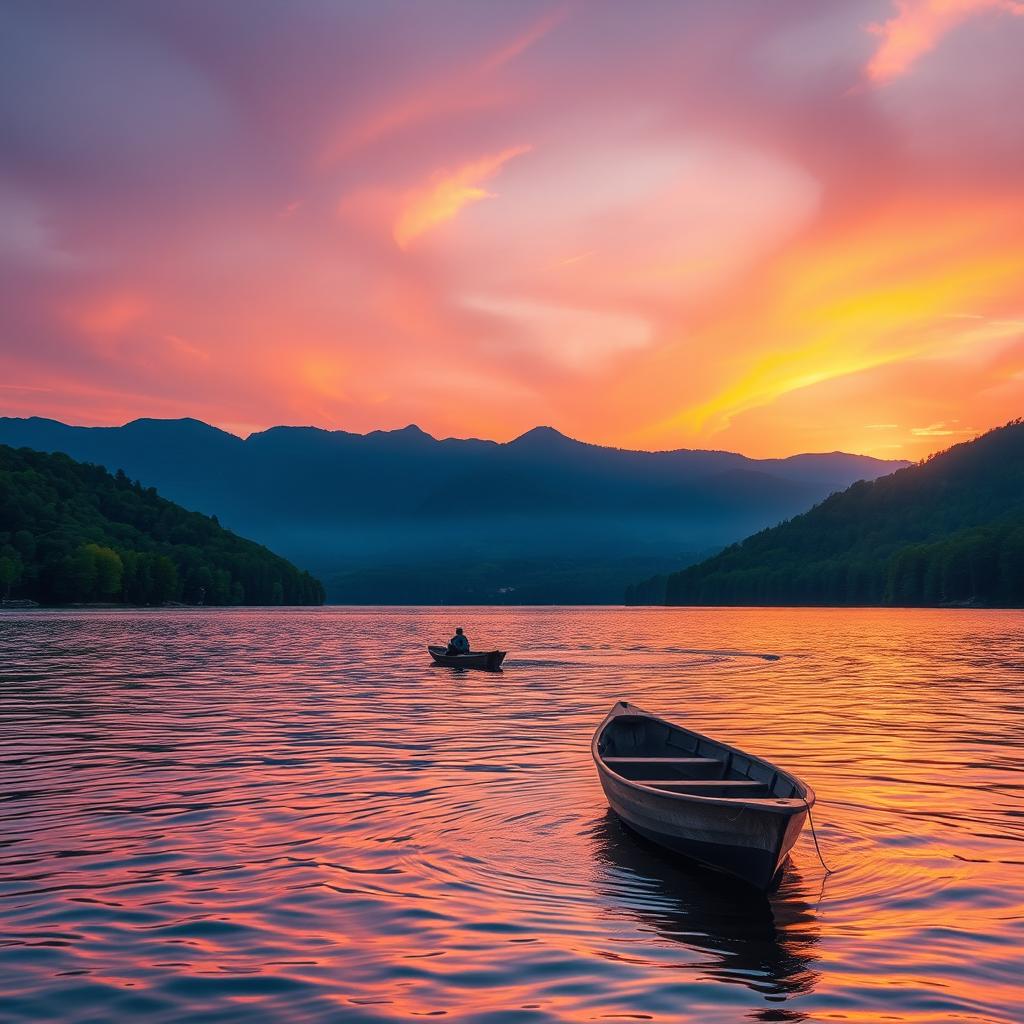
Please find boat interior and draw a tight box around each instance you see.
[598,713,803,800]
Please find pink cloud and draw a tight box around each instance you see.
[867,0,1024,82]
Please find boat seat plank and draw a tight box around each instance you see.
[603,757,720,765]
[640,779,764,788]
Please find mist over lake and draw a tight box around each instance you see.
[0,417,905,603]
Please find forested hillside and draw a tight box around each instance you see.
[0,445,324,606]
[653,420,1024,607]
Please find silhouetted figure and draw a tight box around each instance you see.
[447,627,470,655]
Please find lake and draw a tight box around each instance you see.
[1,607,1022,1023]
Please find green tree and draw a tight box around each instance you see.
[84,543,123,599]
[0,553,22,598]
[67,546,98,600]
[151,556,180,604]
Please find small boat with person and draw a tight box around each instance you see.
[429,626,506,670]
[427,645,506,670]
[593,701,815,890]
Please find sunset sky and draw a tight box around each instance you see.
[2,0,1023,458]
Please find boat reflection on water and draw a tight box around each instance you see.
[590,811,821,1015]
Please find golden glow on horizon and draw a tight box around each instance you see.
[642,197,1024,452]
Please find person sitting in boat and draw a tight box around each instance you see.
[446,628,470,655]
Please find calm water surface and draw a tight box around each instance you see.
[1,607,1022,1023]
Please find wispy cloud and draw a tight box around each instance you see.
[866,0,1024,83]
[393,145,531,249]
[319,6,568,164]
[910,420,975,436]
[478,4,572,74]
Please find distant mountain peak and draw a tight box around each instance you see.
[122,416,235,437]
[366,423,435,442]
[509,425,577,447]
[9,415,65,426]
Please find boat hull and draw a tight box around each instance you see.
[427,646,506,670]
[597,768,806,890]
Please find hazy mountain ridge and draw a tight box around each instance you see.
[0,416,908,603]
[637,420,1024,608]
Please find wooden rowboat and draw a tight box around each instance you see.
[427,645,506,670]
[593,701,814,890]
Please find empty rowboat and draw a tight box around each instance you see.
[593,701,814,890]
[427,645,506,670]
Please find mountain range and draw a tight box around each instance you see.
[0,416,908,603]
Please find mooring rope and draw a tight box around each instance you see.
[804,800,834,876]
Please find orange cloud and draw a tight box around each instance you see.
[635,195,1024,448]
[867,0,1024,82]
[392,145,531,250]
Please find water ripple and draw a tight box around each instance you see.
[0,606,1022,1022]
